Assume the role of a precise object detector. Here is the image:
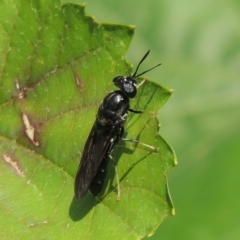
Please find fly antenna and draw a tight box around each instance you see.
[134,63,161,78]
[132,50,161,79]
[132,50,150,78]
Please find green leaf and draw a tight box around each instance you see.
[0,1,176,239]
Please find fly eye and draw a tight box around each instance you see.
[122,79,137,98]
[113,76,137,98]
[123,82,134,93]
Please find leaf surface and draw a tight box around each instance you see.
[0,1,175,239]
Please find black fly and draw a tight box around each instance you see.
[74,50,161,200]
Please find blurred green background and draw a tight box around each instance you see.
[81,0,240,239]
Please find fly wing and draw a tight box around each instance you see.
[74,121,116,200]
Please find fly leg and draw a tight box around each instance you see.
[137,78,146,88]
[128,108,143,114]
[108,155,121,201]
[127,91,159,152]
[121,137,159,152]
[105,126,124,201]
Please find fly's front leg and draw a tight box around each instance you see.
[137,78,146,89]
[128,108,143,114]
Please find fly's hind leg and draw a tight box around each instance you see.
[109,155,121,201]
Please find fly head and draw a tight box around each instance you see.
[112,50,161,99]
[113,76,137,99]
